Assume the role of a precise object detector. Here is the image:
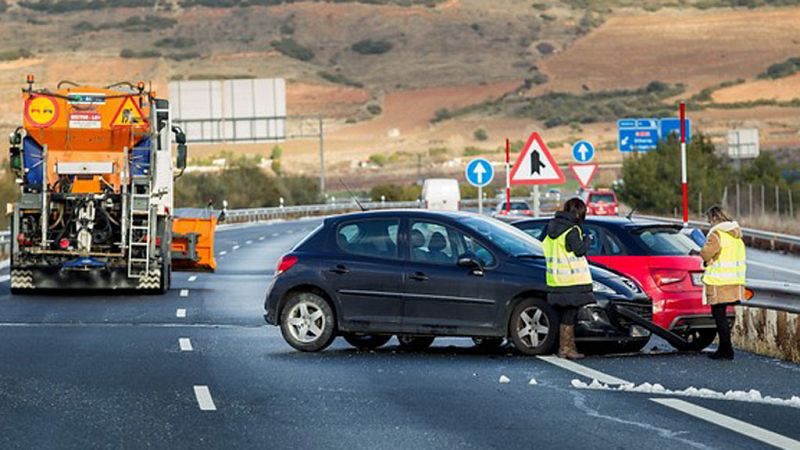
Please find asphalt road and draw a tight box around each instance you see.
[1,218,799,449]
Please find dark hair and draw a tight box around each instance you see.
[706,205,731,224]
[563,197,587,223]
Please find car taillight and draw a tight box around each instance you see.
[652,269,687,291]
[276,255,298,276]
[58,238,70,249]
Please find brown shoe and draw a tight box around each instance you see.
[558,324,585,360]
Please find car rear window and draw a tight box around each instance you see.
[589,194,616,203]
[632,227,700,256]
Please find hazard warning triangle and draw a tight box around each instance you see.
[111,96,146,127]
[569,164,598,189]
[509,132,565,185]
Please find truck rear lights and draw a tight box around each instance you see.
[58,238,70,249]
[276,255,298,276]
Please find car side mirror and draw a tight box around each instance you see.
[457,254,484,276]
[176,143,187,170]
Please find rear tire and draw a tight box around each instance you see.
[681,329,717,352]
[396,335,435,351]
[280,291,336,352]
[508,298,558,355]
[343,334,392,350]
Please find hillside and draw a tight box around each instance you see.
[1,0,800,183]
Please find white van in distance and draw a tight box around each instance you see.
[421,178,461,211]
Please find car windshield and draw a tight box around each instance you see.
[633,226,700,256]
[589,194,615,203]
[499,202,530,211]
[460,215,543,256]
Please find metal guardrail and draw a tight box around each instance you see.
[220,200,422,223]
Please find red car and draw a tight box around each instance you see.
[580,189,619,216]
[513,216,733,351]
[492,201,533,220]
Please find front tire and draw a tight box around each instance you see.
[396,335,435,351]
[280,292,336,352]
[508,298,558,355]
[343,334,392,350]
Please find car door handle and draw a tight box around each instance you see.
[328,264,350,275]
[409,272,429,281]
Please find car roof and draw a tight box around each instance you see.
[324,208,480,223]
[513,215,681,229]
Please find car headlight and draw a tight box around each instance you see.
[592,281,616,295]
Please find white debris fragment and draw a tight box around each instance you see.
[570,378,800,409]
[499,375,511,384]
[528,378,538,385]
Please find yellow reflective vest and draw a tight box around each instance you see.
[703,230,746,286]
[543,226,592,287]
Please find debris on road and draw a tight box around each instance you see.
[499,375,510,384]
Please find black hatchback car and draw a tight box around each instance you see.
[264,210,651,355]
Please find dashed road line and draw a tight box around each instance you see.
[271,233,279,237]
[233,245,240,250]
[179,338,193,351]
[652,398,800,449]
[176,308,186,318]
[188,275,197,282]
[538,355,630,385]
[193,386,217,411]
[219,251,227,256]
[180,289,189,297]
[286,230,294,234]
[246,240,253,245]
[258,236,265,241]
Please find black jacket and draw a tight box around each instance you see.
[544,211,594,307]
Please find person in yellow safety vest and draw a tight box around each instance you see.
[700,206,747,361]
[543,198,594,360]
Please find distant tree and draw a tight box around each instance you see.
[270,145,284,160]
[473,128,488,141]
[351,39,393,55]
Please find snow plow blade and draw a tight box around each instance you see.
[611,304,691,351]
[171,214,217,272]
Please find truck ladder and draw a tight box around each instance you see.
[127,176,154,278]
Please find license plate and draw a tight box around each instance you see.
[691,273,703,286]
[630,325,651,337]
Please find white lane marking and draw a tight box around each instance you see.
[286,230,294,234]
[271,233,279,237]
[194,386,217,411]
[179,338,193,351]
[537,355,630,385]
[219,251,227,256]
[748,260,800,277]
[180,289,189,297]
[258,236,265,241]
[0,274,9,283]
[188,275,197,282]
[233,245,240,250]
[176,308,186,318]
[652,398,800,449]
[246,240,253,245]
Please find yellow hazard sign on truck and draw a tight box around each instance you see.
[24,96,59,128]
[111,96,145,127]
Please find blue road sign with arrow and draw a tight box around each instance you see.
[572,140,595,163]
[465,158,494,188]
[618,118,691,152]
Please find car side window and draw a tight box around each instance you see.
[463,234,496,267]
[602,231,625,255]
[409,221,495,266]
[581,226,603,256]
[337,219,400,260]
[518,223,546,241]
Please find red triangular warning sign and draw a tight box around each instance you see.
[111,96,146,127]
[509,132,565,185]
[569,164,598,188]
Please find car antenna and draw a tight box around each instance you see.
[340,178,367,212]
[626,208,636,221]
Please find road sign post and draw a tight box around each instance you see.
[465,157,494,215]
[680,102,688,227]
[571,140,595,163]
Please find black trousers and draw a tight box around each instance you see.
[556,306,578,326]
[711,304,734,352]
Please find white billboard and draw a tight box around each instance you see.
[727,128,759,159]
[168,78,286,143]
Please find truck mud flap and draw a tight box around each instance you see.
[612,304,692,351]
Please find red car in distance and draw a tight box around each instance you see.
[513,216,733,351]
[580,189,619,216]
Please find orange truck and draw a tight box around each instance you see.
[8,76,215,293]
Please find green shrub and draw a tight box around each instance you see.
[463,146,485,157]
[154,37,196,48]
[167,52,202,61]
[369,183,421,202]
[318,71,364,88]
[473,128,488,141]
[271,159,282,175]
[270,145,283,160]
[120,48,161,58]
[351,39,393,55]
[431,108,451,123]
[536,42,556,54]
[366,103,382,115]
[271,38,314,61]
[0,48,34,61]
[758,57,800,80]
[368,154,388,167]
